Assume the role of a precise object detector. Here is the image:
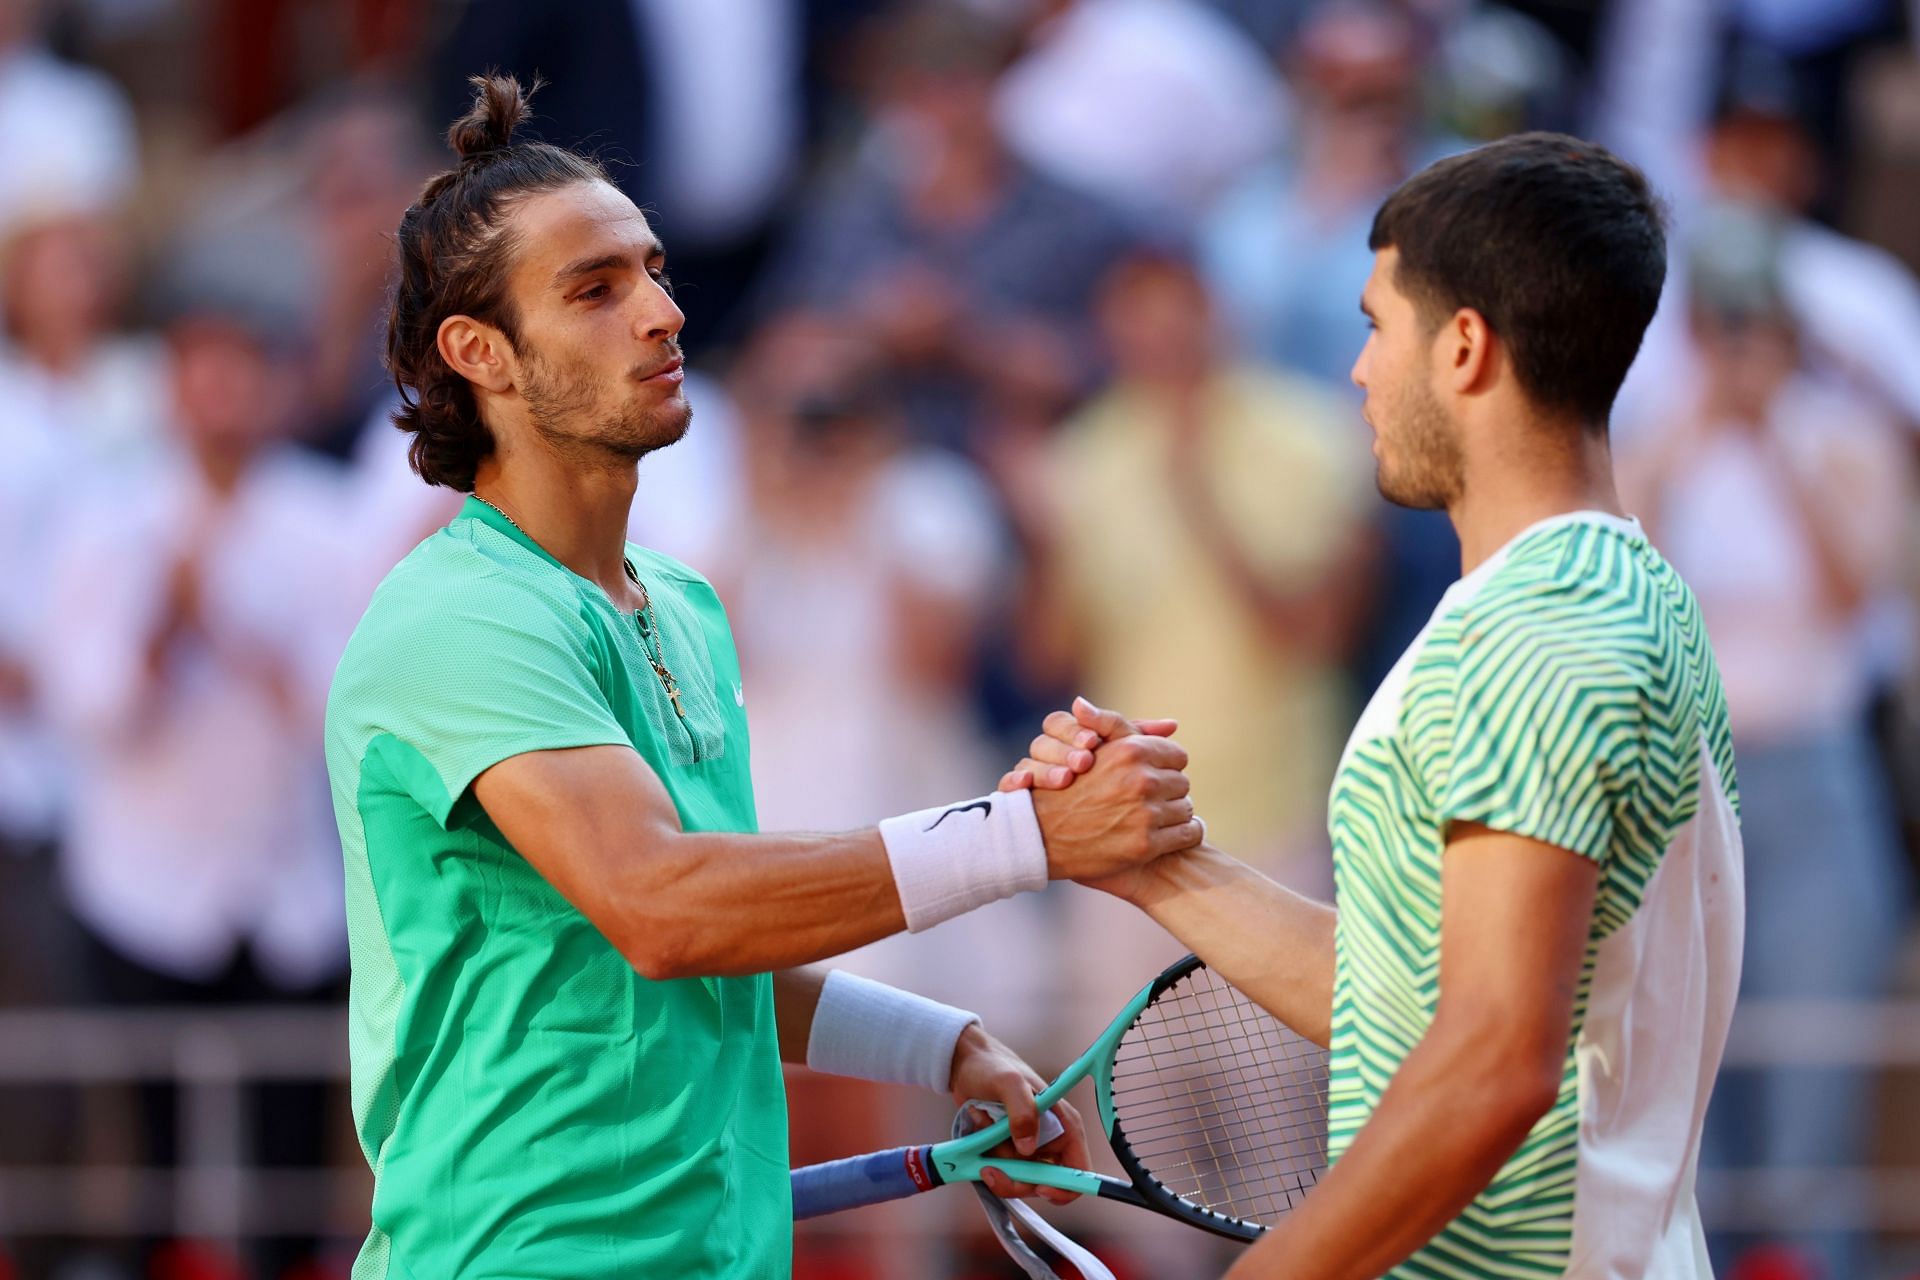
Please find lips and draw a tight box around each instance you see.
[639,355,684,384]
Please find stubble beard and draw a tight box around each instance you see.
[520,342,693,467]
[1374,377,1464,511]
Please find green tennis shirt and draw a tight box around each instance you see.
[324,497,789,1280]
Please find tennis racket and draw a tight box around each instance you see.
[789,954,1328,1241]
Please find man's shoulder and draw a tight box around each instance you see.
[623,541,712,592]
[328,528,594,722]
[1467,519,1670,631]
[1412,522,1676,708]
[371,521,590,622]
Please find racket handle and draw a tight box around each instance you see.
[790,1144,942,1219]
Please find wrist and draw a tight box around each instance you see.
[948,1020,992,1088]
[879,789,1048,932]
[1126,839,1212,910]
[806,970,981,1092]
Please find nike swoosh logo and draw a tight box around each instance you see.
[733,682,745,706]
[926,799,992,831]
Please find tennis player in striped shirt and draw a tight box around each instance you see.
[1013,133,1744,1278]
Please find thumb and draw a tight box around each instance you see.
[1134,717,1178,737]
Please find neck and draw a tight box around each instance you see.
[23,325,91,377]
[1449,421,1624,575]
[472,436,638,598]
[914,138,1005,230]
[192,442,252,497]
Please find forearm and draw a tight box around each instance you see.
[484,733,1193,984]
[610,827,907,979]
[1129,844,1336,1046]
[1226,1026,1555,1279]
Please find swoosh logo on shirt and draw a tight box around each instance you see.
[733,682,745,707]
[926,799,992,831]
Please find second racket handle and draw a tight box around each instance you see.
[790,1145,942,1219]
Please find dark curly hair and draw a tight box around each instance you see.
[386,73,607,490]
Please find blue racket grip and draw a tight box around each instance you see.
[790,1144,941,1219]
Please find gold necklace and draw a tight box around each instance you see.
[473,491,688,720]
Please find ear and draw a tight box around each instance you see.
[437,314,515,395]
[1441,306,1497,396]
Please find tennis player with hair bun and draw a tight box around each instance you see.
[1013,134,1746,1279]
[323,74,1204,1280]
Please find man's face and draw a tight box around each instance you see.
[4,215,120,350]
[1351,248,1462,510]
[1691,307,1797,424]
[1095,258,1215,387]
[500,181,689,461]
[170,318,293,458]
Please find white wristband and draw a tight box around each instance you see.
[878,788,1048,933]
[805,970,981,1092]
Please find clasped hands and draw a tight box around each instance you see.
[1004,695,1205,900]
[941,696,1200,1201]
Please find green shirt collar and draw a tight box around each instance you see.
[458,494,569,573]
[457,495,646,603]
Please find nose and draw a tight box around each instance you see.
[636,278,685,343]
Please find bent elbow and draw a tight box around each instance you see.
[620,925,702,982]
[599,839,710,981]
[1434,1016,1566,1137]
[625,944,692,982]
[1508,1064,1563,1129]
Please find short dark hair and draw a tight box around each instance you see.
[386,73,607,490]
[1368,132,1667,428]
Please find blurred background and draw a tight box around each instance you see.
[0,0,1917,1276]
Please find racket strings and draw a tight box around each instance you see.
[1109,965,1329,1227]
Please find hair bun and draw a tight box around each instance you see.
[446,72,539,162]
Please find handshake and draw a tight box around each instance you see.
[876,694,1206,937]
[1000,695,1206,901]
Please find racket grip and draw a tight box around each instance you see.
[790,1145,941,1219]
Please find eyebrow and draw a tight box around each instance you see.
[550,242,663,290]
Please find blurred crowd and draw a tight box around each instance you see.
[0,0,1917,1278]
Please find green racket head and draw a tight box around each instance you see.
[1093,955,1330,1241]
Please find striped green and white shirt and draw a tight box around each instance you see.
[1329,512,1743,1278]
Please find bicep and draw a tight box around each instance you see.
[1437,824,1599,1075]
[472,744,682,945]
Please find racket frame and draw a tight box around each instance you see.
[925,955,1269,1241]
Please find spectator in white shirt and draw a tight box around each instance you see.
[31,276,356,1279]
[0,23,157,1023]
[37,290,352,998]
